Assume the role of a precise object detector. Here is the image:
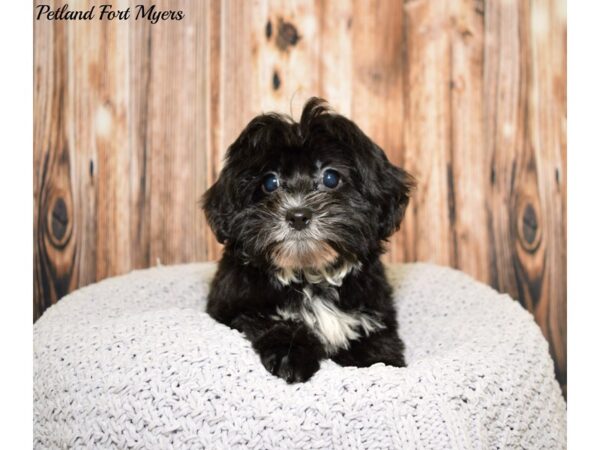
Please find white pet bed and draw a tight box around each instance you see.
[33,263,566,449]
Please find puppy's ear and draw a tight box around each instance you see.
[202,172,234,244]
[374,157,415,240]
[353,135,415,240]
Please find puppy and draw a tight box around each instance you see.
[203,98,415,383]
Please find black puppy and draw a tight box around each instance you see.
[203,98,414,383]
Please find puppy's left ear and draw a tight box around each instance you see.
[376,159,415,239]
[357,140,415,240]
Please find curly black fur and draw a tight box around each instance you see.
[203,97,415,383]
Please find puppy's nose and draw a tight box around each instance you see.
[286,208,313,231]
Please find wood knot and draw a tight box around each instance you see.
[518,202,542,252]
[47,195,72,248]
[276,19,300,51]
[272,70,281,90]
[265,19,272,39]
[522,204,538,244]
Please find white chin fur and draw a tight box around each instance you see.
[274,260,359,287]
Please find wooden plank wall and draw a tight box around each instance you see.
[34,0,567,392]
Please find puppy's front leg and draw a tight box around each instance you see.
[331,329,406,369]
[232,314,326,383]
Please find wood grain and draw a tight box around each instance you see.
[34,6,78,319]
[525,0,567,392]
[350,0,406,264]
[33,0,567,392]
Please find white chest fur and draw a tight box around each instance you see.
[275,282,384,355]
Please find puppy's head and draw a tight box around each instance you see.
[203,98,415,272]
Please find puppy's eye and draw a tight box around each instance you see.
[262,173,279,193]
[322,169,340,189]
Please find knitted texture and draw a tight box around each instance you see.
[33,263,566,449]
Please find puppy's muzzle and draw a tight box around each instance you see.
[286,207,313,231]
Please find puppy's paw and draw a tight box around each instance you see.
[253,324,323,383]
[259,346,320,383]
[331,330,406,368]
[379,352,406,368]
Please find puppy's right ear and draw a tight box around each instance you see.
[202,173,233,244]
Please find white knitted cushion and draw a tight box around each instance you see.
[33,263,566,449]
